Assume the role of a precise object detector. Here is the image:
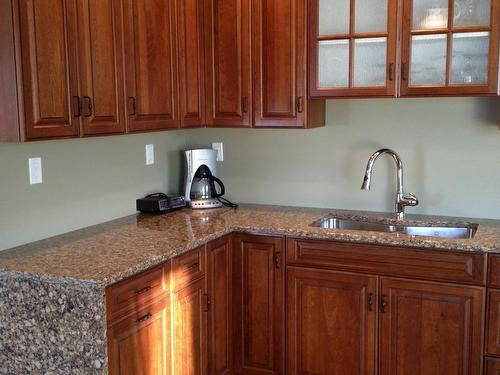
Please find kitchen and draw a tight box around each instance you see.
[1,0,500,374]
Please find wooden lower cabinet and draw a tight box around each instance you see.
[107,298,172,375]
[486,358,500,375]
[487,290,500,357]
[287,267,377,375]
[380,278,484,375]
[232,234,285,375]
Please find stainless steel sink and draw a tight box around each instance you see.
[311,215,477,239]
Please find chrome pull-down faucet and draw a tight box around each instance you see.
[361,148,418,220]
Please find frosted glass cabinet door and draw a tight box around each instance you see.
[450,32,490,84]
[354,38,387,87]
[454,0,491,27]
[355,0,388,33]
[412,0,448,30]
[318,40,349,88]
[410,34,447,85]
[319,0,350,35]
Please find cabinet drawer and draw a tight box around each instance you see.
[489,255,500,288]
[106,263,169,325]
[172,245,206,291]
[286,238,486,285]
[487,290,500,357]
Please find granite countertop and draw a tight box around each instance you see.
[1,204,500,287]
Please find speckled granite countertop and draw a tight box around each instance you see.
[1,204,500,287]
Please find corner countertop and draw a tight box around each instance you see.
[1,204,499,287]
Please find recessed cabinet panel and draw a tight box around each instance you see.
[450,32,490,85]
[410,34,447,86]
[19,0,80,139]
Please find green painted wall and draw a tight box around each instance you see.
[0,131,187,250]
[1,98,499,251]
[188,98,500,220]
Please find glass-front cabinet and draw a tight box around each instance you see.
[309,0,398,97]
[310,0,500,97]
[402,0,499,95]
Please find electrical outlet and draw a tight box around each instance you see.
[212,142,224,162]
[145,144,154,165]
[28,157,43,184]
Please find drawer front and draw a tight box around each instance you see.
[106,263,169,324]
[487,290,500,357]
[286,238,486,285]
[173,245,206,291]
[489,255,500,288]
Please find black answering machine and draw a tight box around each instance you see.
[136,193,186,213]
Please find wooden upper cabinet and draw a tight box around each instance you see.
[123,0,178,132]
[401,0,500,96]
[77,0,125,136]
[252,0,325,128]
[175,0,205,128]
[232,234,285,375]
[309,0,398,97]
[18,0,81,139]
[379,278,484,375]
[204,0,251,128]
[287,268,377,375]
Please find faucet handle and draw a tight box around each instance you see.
[405,192,419,206]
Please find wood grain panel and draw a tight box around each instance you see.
[380,278,484,375]
[286,238,486,285]
[19,0,80,139]
[207,235,232,375]
[232,234,285,375]
[487,290,500,356]
[175,0,204,128]
[123,0,178,131]
[78,0,125,135]
[489,254,500,287]
[172,245,206,292]
[204,0,251,127]
[486,357,500,375]
[287,267,377,375]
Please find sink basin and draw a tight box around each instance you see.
[311,215,477,239]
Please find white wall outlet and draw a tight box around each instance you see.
[145,144,154,165]
[212,142,224,162]
[28,157,43,185]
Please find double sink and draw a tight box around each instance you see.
[312,214,477,239]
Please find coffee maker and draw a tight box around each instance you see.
[184,149,225,209]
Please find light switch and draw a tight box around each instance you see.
[212,142,224,162]
[28,157,43,184]
[145,144,154,165]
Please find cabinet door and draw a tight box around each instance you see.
[173,277,208,375]
[252,0,306,128]
[77,0,125,135]
[401,0,500,96]
[287,268,377,375]
[204,0,251,128]
[108,298,171,375]
[232,234,285,375]
[380,278,484,375]
[486,357,500,375]
[487,290,500,356]
[207,236,232,375]
[175,0,204,128]
[123,0,178,132]
[19,0,80,139]
[309,0,398,97]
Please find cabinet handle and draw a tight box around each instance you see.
[204,293,211,312]
[73,96,82,117]
[137,313,152,323]
[83,96,92,117]
[185,261,199,270]
[128,96,136,116]
[388,63,394,81]
[273,252,281,269]
[368,293,373,312]
[401,63,407,81]
[381,295,388,313]
[135,285,151,295]
[296,96,303,113]
[242,96,248,113]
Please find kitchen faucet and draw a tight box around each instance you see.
[361,148,418,220]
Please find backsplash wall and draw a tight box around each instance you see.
[0,131,187,250]
[188,97,500,220]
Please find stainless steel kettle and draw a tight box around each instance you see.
[190,165,225,201]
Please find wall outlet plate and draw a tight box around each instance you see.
[28,157,43,184]
[212,142,224,162]
[145,144,154,165]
